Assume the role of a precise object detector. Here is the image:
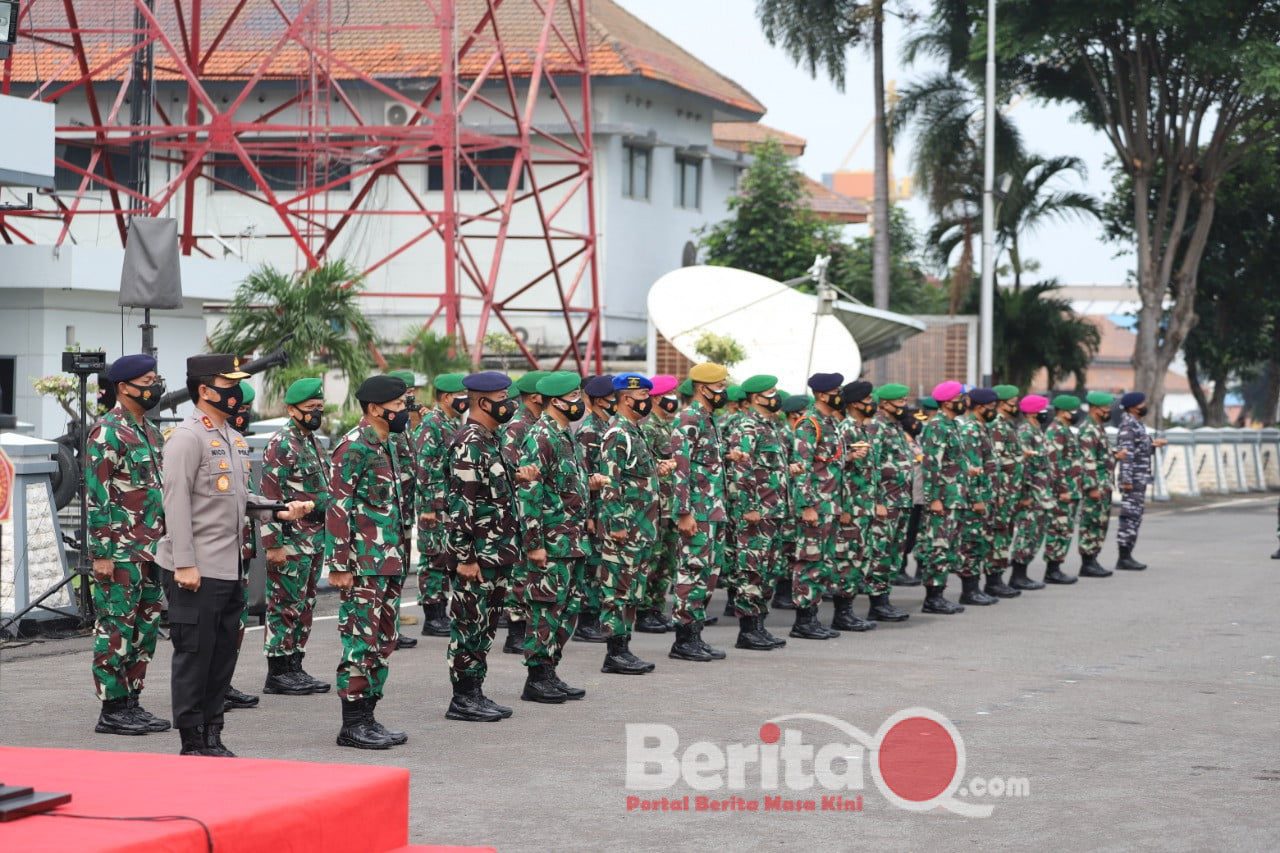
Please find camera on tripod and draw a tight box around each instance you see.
[60,350,107,376]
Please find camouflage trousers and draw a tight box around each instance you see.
[448,564,509,685]
[866,507,910,595]
[577,542,604,615]
[792,517,837,609]
[1116,485,1147,549]
[988,501,1017,571]
[503,561,532,624]
[336,574,402,702]
[672,518,724,625]
[957,507,996,578]
[264,553,321,658]
[416,519,451,605]
[1011,503,1048,565]
[600,537,650,638]
[523,557,581,668]
[1043,499,1080,563]
[730,517,784,617]
[831,512,869,598]
[642,517,680,613]
[1077,489,1112,557]
[914,508,959,587]
[91,561,163,702]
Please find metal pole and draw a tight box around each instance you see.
[979,0,996,386]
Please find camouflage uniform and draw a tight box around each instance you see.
[916,415,967,585]
[260,417,331,658]
[86,407,166,702]
[834,417,872,596]
[500,404,541,624]
[790,408,842,608]
[1115,412,1154,549]
[1076,416,1114,557]
[864,412,915,594]
[726,409,792,616]
[1042,418,1085,562]
[325,418,406,702]
[717,409,745,599]
[639,412,679,615]
[598,417,660,637]
[1011,419,1054,564]
[412,407,460,608]
[515,414,590,667]
[670,399,727,624]
[955,414,996,578]
[987,414,1024,572]
[444,421,521,685]
[575,411,611,617]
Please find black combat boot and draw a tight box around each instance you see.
[669,622,713,661]
[756,614,787,648]
[868,593,911,622]
[203,723,236,757]
[264,654,313,696]
[522,664,569,702]
[367,697,408,744]
[772,577,796,610]
[604,636,656,673]
[922,583,965,614]
[790,606,837,640]
[635,609,669,633]
[1008,561,1045,590]
[337,698,395,748]
[421,600,452,636]
[693,622,727,659]
[891,566,923,587]
[126,694,171,732]
[831,596,877,632]
[503,620,527,654]
[95,698,149,736]
[1115,547,1146,571]
[479,692,514,719]
[223,685,259,711]
[548,666,586,700]
[1044,560,1078,584]
[447,677,505,721]
[735,616,775,651]
[293,651,330,693]
[722,589,737,618]
[395,633,418,649]
[983,570,1022,598]
[1079,554,1113,578]
[573,610,608,643]
[178,725,213,756]
[959,575,999,605]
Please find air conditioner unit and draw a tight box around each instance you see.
[385,102,411,127]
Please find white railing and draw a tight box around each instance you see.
[1132,426,1280,501]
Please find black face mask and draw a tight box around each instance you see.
[977,406,997,423]
[1036,410,1052,427]
[856,401,875,416]
[481,396,518,424]
[295,410,323,432]
[900,416,923,438]
[125,379,166,411]
[632,397,652,417]
[759,394,781,413]
[232,408,253,432]
[1069,410,1085,426]
[704,388,727,410]
[554,397,585,422]
[202,383,242,417]
[450,396,469,415]
[597,398,618,417]
[950,401,968,415]
[383,407,410,433]
[822,393,843,410]
[658,396,679,414]
[1135,406,1149,418]
[881,402,904,419]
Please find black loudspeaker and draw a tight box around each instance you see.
[119,217,183,309]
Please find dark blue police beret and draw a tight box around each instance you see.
[463,371,512,393]
[969,387,998,405]
[106,354,157,383]
[807,372,844,393]
[1120,391,1146,409]
[584,374,616,398]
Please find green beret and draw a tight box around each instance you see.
[516,370,550,395]
[876,383,909,401]
[781,394,812,414]
[388,369,416,387]
[1086,391,1114,407]
[741,374,777,395]
[238,381,255,405]
[284,377,324,405]
[993,384,1019,401]
[433,372,465,394]
[726,385,746,402]
[536,371,580,398]
[919,396,939,411]
[678,379,694,396]
[1052,394,1081,411]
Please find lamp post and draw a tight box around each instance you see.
[979,0,997,386]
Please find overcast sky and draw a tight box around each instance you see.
[615,0,1135,286]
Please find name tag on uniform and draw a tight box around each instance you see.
[216,474,231,492]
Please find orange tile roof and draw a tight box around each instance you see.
[712,121,807,156]
[7,0,763,117]
[801,175,868,224]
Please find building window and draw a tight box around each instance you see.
[54,143,139,193]
[209,148,351,193]
[427,146,524,192]
[675,154,701,210]
[622,144,651,200]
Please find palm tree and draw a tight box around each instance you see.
[209,259,378,401]
[756,0,893,311]
[996,155,1100,290]
[994,281,1101,390]
[388,327,471,397]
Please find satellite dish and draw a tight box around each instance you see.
[648,265,861,393]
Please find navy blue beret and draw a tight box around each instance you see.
[969,387,998,405]
[463,371,512,393]
[807,372,844,393]
[842,380,873,403]
[1120,391,1146,409]
[584,374,616,398]
[106,354,157,383]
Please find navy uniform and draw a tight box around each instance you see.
[1115,391,1156,571]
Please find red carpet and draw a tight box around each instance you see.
[0,746,409,851]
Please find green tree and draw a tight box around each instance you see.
[991,281,1101,391]
[209,259,378,402]
[388,327,471,397]
[828,206,948,314]
[694,331,747,368]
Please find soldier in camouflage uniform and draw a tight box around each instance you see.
[1115,391,1162,571]
[669,362,738,660]
[1042,394,1084,585]
[260,377,332,696]
[326,375,411,749]
[384,370,420,650]
[498,370,548,654]
[954,388,1000,606]
[831,381,878,631]
[87,354,170,736]
[717,385,748,617]
[725,374,792,650]
[572,375,616,642]
[983,386,1026,597]
[413,373,468,636]
[862,384,915,622]
[915,381,968,615]
[445,372,530,722]
[598,373,671,674]
[1009,394,1051,590]
[515,372,598,702]
[636,374,681,633]
[1076,391,1118,578]
[774,394,814,610]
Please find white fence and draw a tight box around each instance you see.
[1146,427,1280,501]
